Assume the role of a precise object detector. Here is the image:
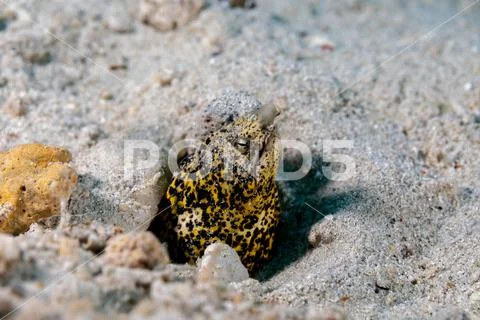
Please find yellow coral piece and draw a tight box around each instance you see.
[0,144,78,235]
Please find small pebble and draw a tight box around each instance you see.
[375,266,396,291]
[84,233,106,253]
[104,5,135,33]
[308,216,337,248]
[308,35,335,51]
[152,68,175,87]
[100,89,114,100]
[139,0,204,31]
[104,232,170,269]
[197,243,249,283]
[3,93,29,117]
[470,291,480,303]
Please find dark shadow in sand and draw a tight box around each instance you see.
[257,153,364,281]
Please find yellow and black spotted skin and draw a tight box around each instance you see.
[149,115,280,273]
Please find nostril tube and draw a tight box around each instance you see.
[257,102,281,128]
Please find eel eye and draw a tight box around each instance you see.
[235,138,250,154]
